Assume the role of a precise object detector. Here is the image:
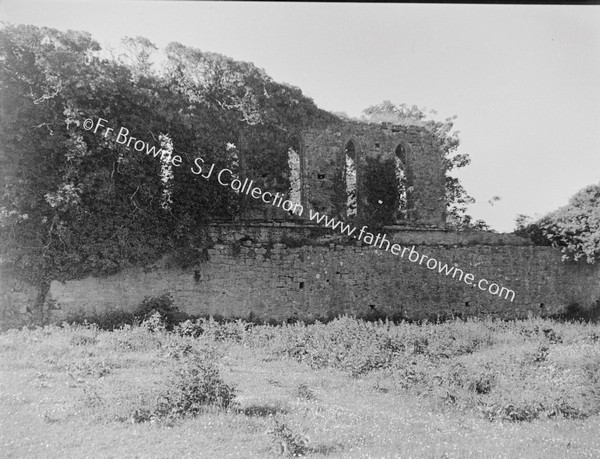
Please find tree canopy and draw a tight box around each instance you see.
[0,24,330,321]
[515,183,600,264]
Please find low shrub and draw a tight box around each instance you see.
[295,383,317,401]
[68,359,113,378]
[79,351,236,424]
[102,325,163,353]
[68,321,100,347]
[172,317,256,349]
[256,316,495,377]
[64,310,135,331]
[550,301,600,323]
[148,354,236,422]
[160,337,196,360]
[267,419,310,457]
[134,294,181,330]
[174,319,204,338]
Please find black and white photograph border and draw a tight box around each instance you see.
[0,1,599,458]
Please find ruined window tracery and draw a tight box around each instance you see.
[159,133,174,211]
[395,144,412,220]
[287,147,302,208]
[345,140,357,218]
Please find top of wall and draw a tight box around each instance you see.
[305,117,438,140]
[206,222,533,248]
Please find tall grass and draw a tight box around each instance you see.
[2,314,599,425]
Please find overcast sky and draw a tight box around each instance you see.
[2,1,599,232]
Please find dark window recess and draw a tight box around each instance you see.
[317,173,325,180]
[299,282,304,289]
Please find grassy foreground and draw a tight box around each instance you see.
[1,316,599,458]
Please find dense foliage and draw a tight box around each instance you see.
[514,183,600,264]
[0,25,330,320]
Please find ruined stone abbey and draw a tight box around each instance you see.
[1,117,599,329]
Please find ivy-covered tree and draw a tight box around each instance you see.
[514,183,600,263]
[0,26,224,322]
[162,41,335,216]
[0,25,339,324]
[0,25,183,322]
[361,100,489,230]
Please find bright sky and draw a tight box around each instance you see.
[2,1,599,232]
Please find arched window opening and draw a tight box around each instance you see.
[287,146,301,208]
[345,141,357,218]
[159,133,174,211]
[395,144,411,220]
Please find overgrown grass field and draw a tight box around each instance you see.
[1,315,599,458]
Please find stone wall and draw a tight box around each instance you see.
[0,116,595,328]
[2,223,596,329]
[0,271,39,329]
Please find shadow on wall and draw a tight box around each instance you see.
[549,301,600,322]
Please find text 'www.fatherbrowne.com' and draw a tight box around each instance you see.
[82,116,516,302]
[304,210,516,302]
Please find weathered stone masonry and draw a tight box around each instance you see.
[1,119,599,329]
[238,119,446,226]
[300,121,445,225]
[32,223,600,325]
